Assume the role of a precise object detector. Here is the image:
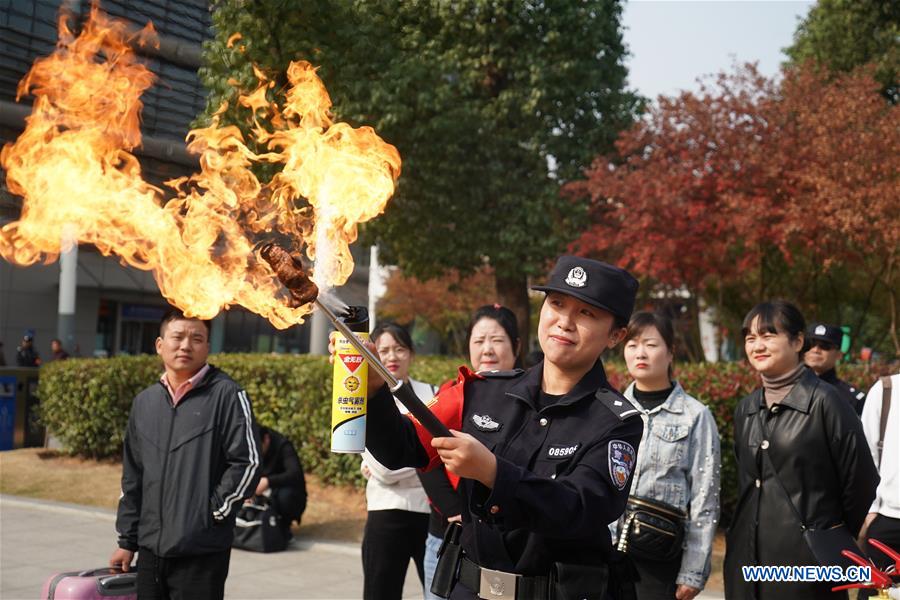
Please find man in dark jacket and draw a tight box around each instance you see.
[255,425,307,531]
[804,322,866,415]
[15,333,40,366]
[110,309,260,600]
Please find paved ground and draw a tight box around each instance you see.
[0,493,724,599]
[0,494,421,600]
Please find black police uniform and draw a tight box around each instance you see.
[807,322,866,415]
[819,369,866,416]
[367,363,642,599]
[365,256,643,600]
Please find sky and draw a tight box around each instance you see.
[622,0,816,100]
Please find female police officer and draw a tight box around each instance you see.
[346,256,643,600]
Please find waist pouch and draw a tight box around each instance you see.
[551,562,609,600]
[431,522,462,598]
[617,495,686,562]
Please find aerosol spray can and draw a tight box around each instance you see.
[331,306,369,453]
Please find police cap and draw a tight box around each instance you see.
[807,322,843,347]
[532,256,639,321]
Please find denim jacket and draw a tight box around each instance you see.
[612,381,721,589]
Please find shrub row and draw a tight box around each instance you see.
[37,354,463,487]
[37,354,893,521]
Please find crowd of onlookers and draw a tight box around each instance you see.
[359,300,898,600]
[6,290,897,599]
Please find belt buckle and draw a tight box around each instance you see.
[478,566,517,600]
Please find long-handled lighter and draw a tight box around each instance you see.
[258,240,451,440]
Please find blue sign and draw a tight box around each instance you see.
[0,375,16,451]
[121,304,167,321]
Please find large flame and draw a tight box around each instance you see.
[0,5,400,328]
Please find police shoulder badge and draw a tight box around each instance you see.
[472,414,501,432]
[565,266,587,288]
[608,440,635,490]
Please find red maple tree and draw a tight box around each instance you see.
[377,267,499,355]
[569,62,899,355]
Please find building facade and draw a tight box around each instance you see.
[0,0,368,364]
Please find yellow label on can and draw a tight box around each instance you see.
[331,332,368,453]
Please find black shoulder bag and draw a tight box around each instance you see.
[232,496,290,553]
[756,410,859,570]
[616,495,686,562]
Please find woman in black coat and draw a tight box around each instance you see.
[724,301,879,600]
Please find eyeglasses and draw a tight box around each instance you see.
[376,345,410,358]
[810,341,837,351]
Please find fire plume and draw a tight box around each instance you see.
[0,5,401,328]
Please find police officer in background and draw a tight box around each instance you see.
[804,322,866,415]
[344,256,643,600]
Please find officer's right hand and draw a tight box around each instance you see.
[109,547,134,572]
[328,332,386,396]
[433,430,498,488]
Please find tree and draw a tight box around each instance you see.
[378,267,498,356]
[784,0,899,99]
[774,64,899,354]
[569,62,900,356]
[199,0,640,349]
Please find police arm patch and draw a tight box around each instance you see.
[608,440,636,490]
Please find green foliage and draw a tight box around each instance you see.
[410,355,468,389]
[36,356,161,459]
[37,353,463,486]
[199,0,641,281]
[784,0,899,99]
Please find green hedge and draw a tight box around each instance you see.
[37,354,464,487]
[37,355,893,520]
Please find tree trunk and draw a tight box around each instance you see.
[495,271,531,360]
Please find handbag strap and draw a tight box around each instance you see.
[878,376,893,468]
[755,409,809,530]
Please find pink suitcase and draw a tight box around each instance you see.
[41,567,136,600]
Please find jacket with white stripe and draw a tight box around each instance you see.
[116,365,260,556]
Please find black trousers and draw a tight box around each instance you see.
[860,514,900,599]
[270,485,307,525]
[631,552,682,600]
[136,547,230,600]
[362,509,429,600]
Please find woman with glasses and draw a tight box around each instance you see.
[361,322,437,600]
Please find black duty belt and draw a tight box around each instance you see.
[458,556,550,600]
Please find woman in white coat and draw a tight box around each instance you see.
[361,322,436,600]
